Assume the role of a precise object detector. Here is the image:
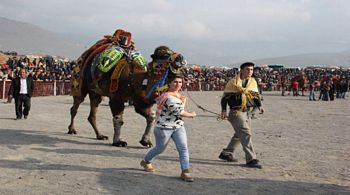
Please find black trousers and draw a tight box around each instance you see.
[14,94,31,118]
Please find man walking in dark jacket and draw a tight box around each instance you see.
[11,68,34,120]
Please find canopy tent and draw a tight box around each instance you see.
[221,66,232,70]
[268,64,284,69]
[326,66,340,70]
[259,64,269,68]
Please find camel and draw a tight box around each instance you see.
[67,33,186,147]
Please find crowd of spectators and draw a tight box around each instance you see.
[182,65,350,96]
[0,53,75,82]
[1,51,349,97]
[182,66,238,91]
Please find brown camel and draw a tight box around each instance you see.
[68,43,186,147]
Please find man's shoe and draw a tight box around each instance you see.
[246,159,262,169]
[219,152,238,162]
[14,117,21,120]
[140,160,155,172]
[181,169,194,182]
[24,115,28,119]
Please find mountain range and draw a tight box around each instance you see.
[0,16,85,59]
[238,51,350,68]
[1,16,350,67]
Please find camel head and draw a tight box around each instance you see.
[150,46,187,74]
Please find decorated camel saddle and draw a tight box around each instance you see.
[71,29,147,96]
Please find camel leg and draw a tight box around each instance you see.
[109,98,127,147]
[68,93,87,135]
[87,92,108,140]
[135,106,154,148]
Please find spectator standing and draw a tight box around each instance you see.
[319,81,329,101]
[309,80,317,101]
[280,75,287,96]
[11,68,34,120]
[329,80,335,101]
[292,80,299,96]
[38,71,47,81]
[339,77,348,98]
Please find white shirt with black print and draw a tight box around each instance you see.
[156,96,184,129]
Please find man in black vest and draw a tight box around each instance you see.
[218,62,264,169]
[11,68,34,120]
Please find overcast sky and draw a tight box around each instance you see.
[1,0,350,66]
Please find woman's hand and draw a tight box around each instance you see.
[188,111,197,118]
[181,111,197,118]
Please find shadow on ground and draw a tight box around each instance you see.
[1,127,349,194]
[0,128,106,148]
[0,158,348,195]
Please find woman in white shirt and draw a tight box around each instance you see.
[141,74,197,182]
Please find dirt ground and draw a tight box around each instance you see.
[0,91,349,195]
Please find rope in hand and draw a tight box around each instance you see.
[183,89,225,121]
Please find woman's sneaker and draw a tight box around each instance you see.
[181,169,194,182]
[140,160,155,172]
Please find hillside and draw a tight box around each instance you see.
[0,17,86,60]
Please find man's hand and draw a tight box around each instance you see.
[258,107,265,114]
[220,111,228,119]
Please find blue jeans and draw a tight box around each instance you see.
[309,89,316,100]
[340,91,346,98]
[144,126,190,170]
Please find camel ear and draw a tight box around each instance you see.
[171,53,187,67]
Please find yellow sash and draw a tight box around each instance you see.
[223,73,259,110]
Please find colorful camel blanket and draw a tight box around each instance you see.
[97,45,125,73]
[70,65,81,96]
[71,41,147,96]
[109,58,128,93]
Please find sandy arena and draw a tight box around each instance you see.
[0,91,349,194]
